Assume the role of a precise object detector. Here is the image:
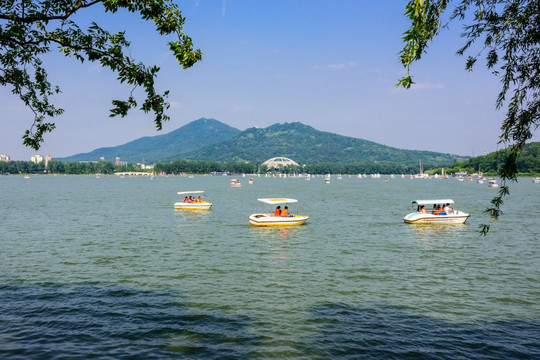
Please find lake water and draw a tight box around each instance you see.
[1,174,539,359]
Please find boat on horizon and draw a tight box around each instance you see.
[488,178,499,187]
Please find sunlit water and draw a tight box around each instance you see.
[1,175,539,359]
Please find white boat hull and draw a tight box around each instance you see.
[248,213,309,227]
[403,211,470,224]
[174,202,212,210]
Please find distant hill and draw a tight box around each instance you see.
[449,141,540,174]
[59,119,466,167]
[59,118,242,163]
[178,122,466,167]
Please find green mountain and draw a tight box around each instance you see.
[59,118,242,163]
[177,122,466,167]
[59,119,466,167]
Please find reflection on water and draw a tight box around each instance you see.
[407,223,469,241]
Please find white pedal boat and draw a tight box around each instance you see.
[404,199,470,224]
[174,191,212,210]
[249,198,309,227]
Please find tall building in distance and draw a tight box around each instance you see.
[30,154,43,164]
[45,155,53,168]
[0,154,10,162]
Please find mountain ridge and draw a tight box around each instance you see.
[58,118,241,163]
[178,121,465,167]
[59,118,467,167]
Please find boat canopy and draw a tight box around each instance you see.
[412,199,454,205]
[177,191,205,195]
[257,198,298,205]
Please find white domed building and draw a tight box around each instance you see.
[261,157,299,169]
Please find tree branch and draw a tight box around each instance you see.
[0,0,103,23]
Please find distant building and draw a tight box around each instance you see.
[139,163,154,170]
[0,154,10,162]
[30,154,43,164]
[100,157,105,161]
[115,157,120,165]
[45,155,53,168]
[262,157,299,169]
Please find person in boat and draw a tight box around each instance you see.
[281,206,291,217]
[274,206,281,216]
[183,196,188,203]
[436,204,446,215]
[432,204,438,214]
[420,205,427,214]
[444,203,452,215]
[197,195,202,203]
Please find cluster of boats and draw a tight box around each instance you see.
[174,192,470,226]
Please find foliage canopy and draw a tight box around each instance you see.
[0,0,201,149]
[398,0,539,233]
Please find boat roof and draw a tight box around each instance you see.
[257,198,298,204]
[411,199,454,205]
[177,191,205,195]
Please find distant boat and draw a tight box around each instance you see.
[230,179,241,187]
[488,178,499,187]
[248,178,254,184]
[533,178,540,183]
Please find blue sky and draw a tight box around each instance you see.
[2,0,534,161]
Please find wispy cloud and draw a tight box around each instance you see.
[222,0,227,17]
[168,101,183,109]
[311,61,357,71]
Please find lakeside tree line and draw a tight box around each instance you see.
[0,160,137,175]
[427,143,540,176]
[3,143,539,176]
